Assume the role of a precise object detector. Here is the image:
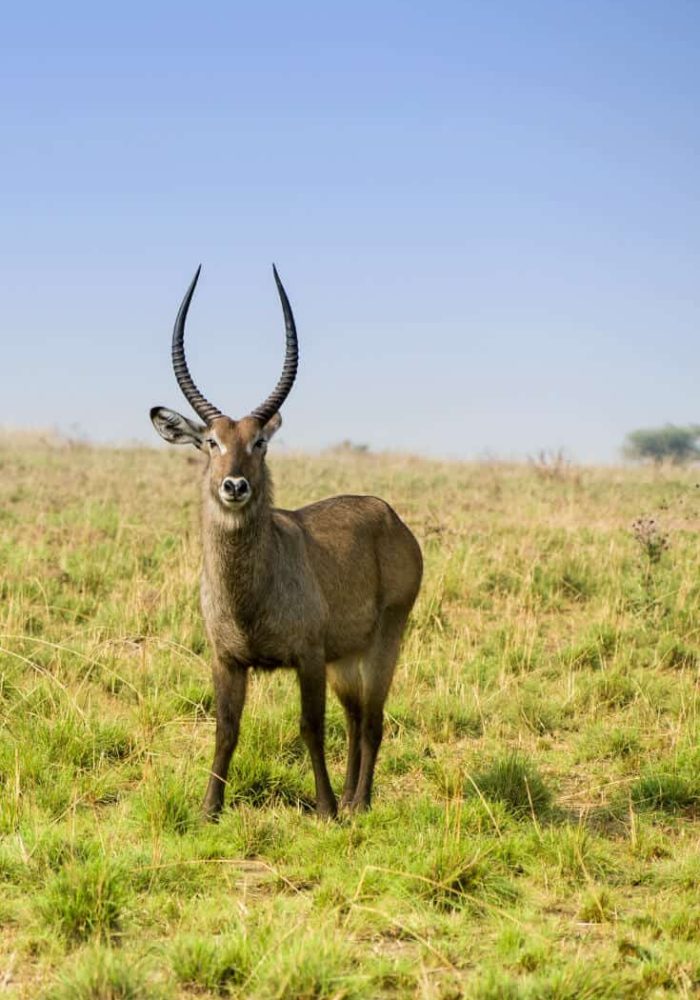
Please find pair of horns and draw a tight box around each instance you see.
[171,265,299,427]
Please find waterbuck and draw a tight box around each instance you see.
[150,266,422,817]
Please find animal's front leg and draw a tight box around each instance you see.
[297,654,337,818]
[202,658,248,820]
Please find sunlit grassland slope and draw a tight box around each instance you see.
[1,434,699,998]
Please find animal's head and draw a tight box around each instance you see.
[150,266,297,515]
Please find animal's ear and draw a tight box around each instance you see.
[150,407,206,449]
[260,412,282,442]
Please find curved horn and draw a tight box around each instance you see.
[171,266,223,425]
[249,265,299,425]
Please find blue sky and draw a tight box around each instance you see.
[2,1,698,461]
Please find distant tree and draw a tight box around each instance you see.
[623,424,700,465]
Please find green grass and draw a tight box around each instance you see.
[1,434,700,996]
[37,854,131,945]
[469,751,553,818]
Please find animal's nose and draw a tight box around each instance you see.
[222,477,250,499]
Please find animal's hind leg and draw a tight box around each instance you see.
[352,607,409,811]
[327,657,362,808]
[297,650,337,818]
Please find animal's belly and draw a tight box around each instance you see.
[251,655,293,672]
[323,620,376,663]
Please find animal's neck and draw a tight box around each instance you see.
[201,478,276,610]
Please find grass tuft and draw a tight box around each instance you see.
[136,769,197,836]
[170,933,254,992]
[37,856,130,944]
[423,848,519,913]
[631,773,699,814]
[630,748,700,814]
[45,947,160,999]
[469,752,552,819]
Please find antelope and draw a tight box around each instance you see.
[150,266,422,817]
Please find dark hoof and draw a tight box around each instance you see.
[202,799,223,823]
[316,799,338,820]
[346,798,370,814]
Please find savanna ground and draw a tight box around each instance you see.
[1,433,700,999]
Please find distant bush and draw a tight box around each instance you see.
[528,448,579,482]
[623,424,700,465]
[326,439,370,455]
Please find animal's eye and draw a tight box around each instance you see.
[206,438,219,451]
[254,438,267,450]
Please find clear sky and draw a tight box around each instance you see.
[2,1,698,462]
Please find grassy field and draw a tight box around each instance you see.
[1,434,699,998]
